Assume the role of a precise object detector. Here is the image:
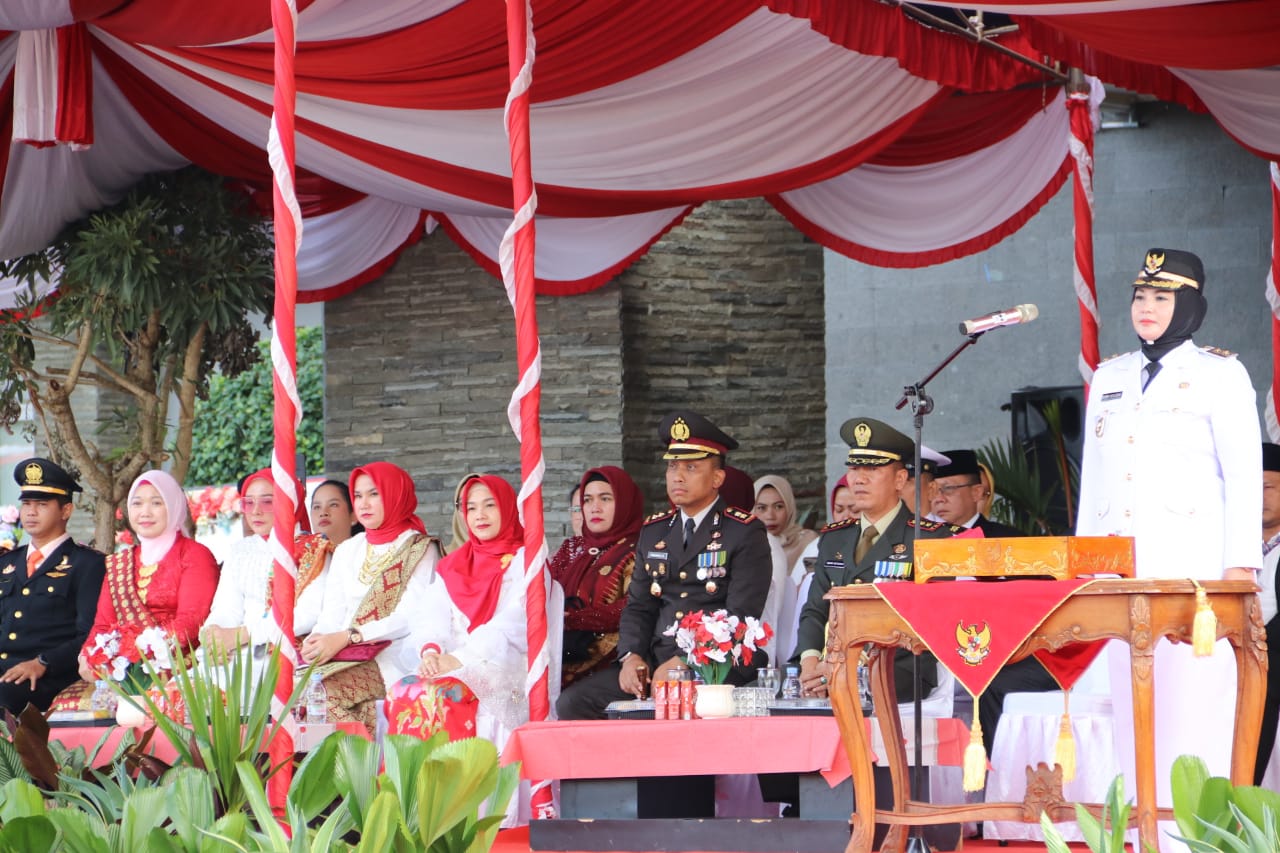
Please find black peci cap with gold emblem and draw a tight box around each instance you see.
[839,417,914,467]
[14,457,83,501]
[659,411,739,460]
[1133,248,1205,292]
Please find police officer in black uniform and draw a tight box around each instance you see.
[556,411,772,721]
[793,417,960,702]
[0,459,105,713]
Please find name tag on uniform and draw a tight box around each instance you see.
[824,559,844,570]
[646,551,668,561]
[1101,391,1123,401]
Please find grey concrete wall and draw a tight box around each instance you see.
[823,103,1274,490]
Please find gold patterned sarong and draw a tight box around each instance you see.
[314,535,435,726]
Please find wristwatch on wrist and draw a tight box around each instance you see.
[348,628,363,645]
[35,654,49,667]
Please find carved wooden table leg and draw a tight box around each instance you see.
[830,650,876,853]
[1129,594,1159,852]
[872,648,908,853]
[1231,596,1267,786]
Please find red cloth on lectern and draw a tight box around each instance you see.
[874,579,1102,697]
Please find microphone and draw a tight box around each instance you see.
[959,303,1039,335]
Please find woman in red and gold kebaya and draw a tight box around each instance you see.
[56,470,219,708]
[548,466,642,688]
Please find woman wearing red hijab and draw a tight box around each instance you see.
[200,468,331,660]
[386,476,534,763]
[548,466,643,687]
[301,462,442,730]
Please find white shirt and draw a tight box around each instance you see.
[203,534,331,645]
[1260,535,1280,625]
[314,530,441,683]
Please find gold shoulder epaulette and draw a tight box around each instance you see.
[908,518,945,531]
[723,506,755,523]
[1200,345,1236,358]
[819,517,857,534]
[644,509,676,524]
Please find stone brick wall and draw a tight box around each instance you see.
[617,198,827,518]
[323,197,828,537]
[323,233,625,542]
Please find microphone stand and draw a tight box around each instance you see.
[893,331,985,853]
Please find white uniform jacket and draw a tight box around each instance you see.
[1077,339,1262,578]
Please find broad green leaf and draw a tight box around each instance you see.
[381,734,445,834]
[235,761,290,853]
[354,791,409,853]
[0,815,58,853]
[45,808,110,853]
[415,739,500,848]
[0,777,48,821]
[288,730,342,822]
[163,767,218,850]
[1171,754,1213,839]
[332,735,381,829]
[1230,785,1280,838]
[198,813,251,853]
[117,787,170,852]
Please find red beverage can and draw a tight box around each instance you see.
[679,679,695,720]
[652,681,668,720]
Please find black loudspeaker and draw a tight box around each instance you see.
[1008,386,1085,532]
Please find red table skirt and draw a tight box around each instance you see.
[502,715,969,787]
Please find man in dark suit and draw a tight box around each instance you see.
[933,448,1058,751]
[0,459,105,713]
[556,411,772,720]
[793,418,961,702]
[930,449,1022,538]
[1254,442,1280,784]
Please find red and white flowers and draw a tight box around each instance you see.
[85,626,173,685]
[663,609,773,685]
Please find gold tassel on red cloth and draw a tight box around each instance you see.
[963,705,986,792]
[1192,582,1217,657]
[1053,689,1076,783]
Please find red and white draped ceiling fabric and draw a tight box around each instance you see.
[0,0,1276,305]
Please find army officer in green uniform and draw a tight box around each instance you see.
[792,418,959,701]
[0,459,105,713]
[556,411,773,720]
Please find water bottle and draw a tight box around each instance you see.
[90,679,115,714]
[304,673,328,724]
[781,665,802,700]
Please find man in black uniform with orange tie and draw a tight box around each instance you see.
[0,459,105,713]
[556,411,772,720]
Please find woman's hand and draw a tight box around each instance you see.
[300,630,349,665]
[418,652,461,679]
[77,653,95,682]
[200,625,245,658]
[1222,567,1257,583]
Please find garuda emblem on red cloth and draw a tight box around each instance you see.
[955,622,991,666]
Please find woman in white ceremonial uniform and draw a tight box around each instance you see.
[1077,248,1261,852]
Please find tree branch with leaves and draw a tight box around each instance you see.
[0,166,273,549]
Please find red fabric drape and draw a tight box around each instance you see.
[768,0,1050,92]
[54,23,92,146]
[175,0,758,110]
[870,86,1063,167]
[83,0,318,46]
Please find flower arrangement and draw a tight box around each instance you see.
[663,609,772,685]
[0,505,23,552]
[85,625,174,689]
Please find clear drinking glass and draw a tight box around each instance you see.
[757,666,781,698]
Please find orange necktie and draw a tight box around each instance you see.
[26,548,41,578]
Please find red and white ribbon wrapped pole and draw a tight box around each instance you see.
[267,0,303,819]
[1266,161,1280,441]
[502,0,555,820]
[1067,75,1100,389]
